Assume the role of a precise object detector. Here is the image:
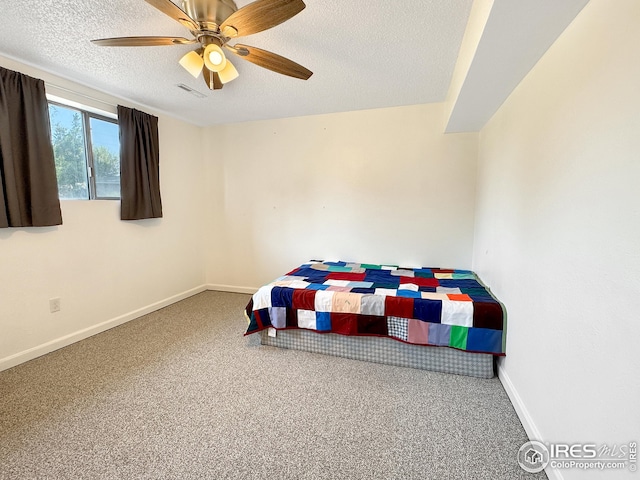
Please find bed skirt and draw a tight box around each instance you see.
[259,329,495,379]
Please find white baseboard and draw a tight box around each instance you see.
[498,362,563,480]
[0,285,207,373]
[206,284,258,295]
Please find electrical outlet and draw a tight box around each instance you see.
[49,298,61,313]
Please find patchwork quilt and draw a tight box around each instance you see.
[245,261,505,356]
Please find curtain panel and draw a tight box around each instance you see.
[0,66,62,228]
[118,105,162,220]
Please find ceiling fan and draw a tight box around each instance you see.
[92,0,313,90]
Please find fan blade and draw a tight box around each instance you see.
[203,66,224,90]
[220,0,306,38]
[92,36,196,47]
[229,44,312,80]
[144,0,200,31]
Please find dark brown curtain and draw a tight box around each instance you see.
[0,66,62,228]
[118,105,162,220]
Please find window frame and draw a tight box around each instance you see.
[48,100,121,201]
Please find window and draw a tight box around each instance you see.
[48,102,120,200]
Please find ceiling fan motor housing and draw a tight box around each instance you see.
[182,0,238,29]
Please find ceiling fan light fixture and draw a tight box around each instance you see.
[92,0,314,88]
[203,44,227,72]
[210,51,223,64]
[218,59,239,84]
[179,50,205,78]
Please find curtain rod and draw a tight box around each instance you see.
[45,83,116,110]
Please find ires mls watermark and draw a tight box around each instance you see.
[518,440,637,473]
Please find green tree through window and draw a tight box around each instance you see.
[48,102,120,200]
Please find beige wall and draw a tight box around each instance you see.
[204,103,479,289]
[473,1,640,477]
[0,57,207,369]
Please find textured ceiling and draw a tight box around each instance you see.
[0,0,473,126]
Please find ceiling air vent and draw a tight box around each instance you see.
[176,83,206,98]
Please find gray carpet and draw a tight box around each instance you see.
[0,291,545,479]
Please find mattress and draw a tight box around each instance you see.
[245,260,506,356]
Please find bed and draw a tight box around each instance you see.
[244,261,505,378]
